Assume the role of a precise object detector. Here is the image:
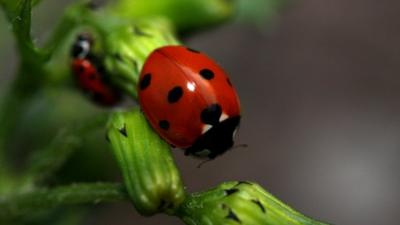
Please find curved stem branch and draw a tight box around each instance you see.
[0,182,128,221]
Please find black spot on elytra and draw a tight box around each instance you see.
[251,199,266,213]
[199,69,214,80]
[225,188,239,196]
[140,73,152,90]
[226,208,241,223]
[96,62,106,74]
[78,65,85,73]
[201,104,222,125]
[168,86,183,103]
[89,73,96,80]
[187,48,200,53]
[119,124,128,137]
[105,134,110,143]
[92,92,103,102]
[159,120,170,130]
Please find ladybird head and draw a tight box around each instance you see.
[70,32,122,106]
[71,33,94,59]
[186,116,241,159]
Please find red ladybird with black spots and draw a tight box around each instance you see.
[138,45,241,159]
[71,33,120,106]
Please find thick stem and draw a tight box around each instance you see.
[0,0,47,185]
[0,182,128,221]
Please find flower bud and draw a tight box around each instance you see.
[176,181,329,225]
[102,19,179,99]
[107,109,186,216]
[108,0,235,33]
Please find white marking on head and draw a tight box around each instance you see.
[78,40,90,59]
[202,124,212,134]
[219,112,229,122]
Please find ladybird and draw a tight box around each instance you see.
[71,33,120,106]
[138,46,241,159]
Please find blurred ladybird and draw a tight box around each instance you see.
[71,33,120,106]
[138,46,241,159]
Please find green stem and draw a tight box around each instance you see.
[0,71,34,190]
[0,182,128,221]
[0,0,48,184]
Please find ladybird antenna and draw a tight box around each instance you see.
[232,144,248,149]
[197,158,213,168]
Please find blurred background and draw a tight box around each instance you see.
[1,0,400,225]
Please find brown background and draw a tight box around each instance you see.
[1,0,400,225]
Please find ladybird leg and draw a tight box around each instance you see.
[184,148,191,156]
[185,145,213,158]
[208,152,218,160]
[185,146,200,156]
